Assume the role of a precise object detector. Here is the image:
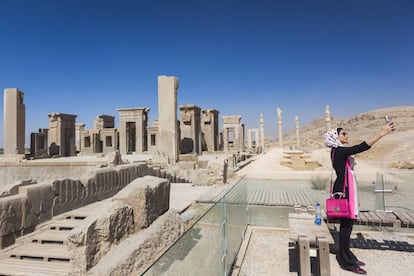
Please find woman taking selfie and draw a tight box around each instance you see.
[324,120,394,274]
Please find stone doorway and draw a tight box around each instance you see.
[126,122,136,154]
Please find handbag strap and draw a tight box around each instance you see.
[329,149,347,196]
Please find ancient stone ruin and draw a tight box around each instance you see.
[0,75,269,274]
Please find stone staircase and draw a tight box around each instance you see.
[0,202,103,276]
[0,178,201,276]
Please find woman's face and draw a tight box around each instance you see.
[338,130,349,144]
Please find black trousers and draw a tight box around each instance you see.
[336,218,359,270]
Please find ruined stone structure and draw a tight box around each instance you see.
[247,128,259,149]
[157,76,179,164]
[80,115,118,155]
[94,114,115,130]
[3,88,25,155]
[281,150,321,170]
[48,113,77,157]
[325,105,331,131]
[117,108,149,155]
[222,115,244,152]
[277,107,283,147]
[259,113,265,149]
[179,105,201,154]
[0,77,253,274]
[80,129,101,154]
[30,128,48,158]
[147,119,159,155]
[201,109,219,152]
[100,127,118,154]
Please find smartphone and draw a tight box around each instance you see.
[384,115,392,123]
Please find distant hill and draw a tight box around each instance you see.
[282,106,414,164]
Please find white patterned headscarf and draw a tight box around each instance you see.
[324,129,342,148]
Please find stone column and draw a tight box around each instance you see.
[240,123,245,152]
[277,107,283,147]
[247,129,259,149]
[295,116,300,148]
[259,113,265,149]
[222,127,229,152]
[3,88,25,155]
[75,123,85,153]
[247,129,253,149]
[325,105,331,132]
[158,75,179,164]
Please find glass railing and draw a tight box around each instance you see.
[142,201,225,275]
[142,177,296,276]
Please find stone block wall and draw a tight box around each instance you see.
[0,194,24,248]
[113,175,170,230]
[67,200,135,274]
[88,210,184,276]
[68,175,173,274]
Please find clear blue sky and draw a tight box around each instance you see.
[1,0,413,147]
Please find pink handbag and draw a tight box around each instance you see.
[326,196,349,218]
[326,149,350,219]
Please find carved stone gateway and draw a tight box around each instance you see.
[247,128,259,149]
[147,119,159,155]
[3,88,25,155]
[117,108,149,155]
[80,115,118,155]
[48,113,77,157]
[30,128,49,158]
[222,115,244,152]
[179,105,201,154]
[201,109,219,152]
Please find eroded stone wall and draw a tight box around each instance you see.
[0,163,188,249]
